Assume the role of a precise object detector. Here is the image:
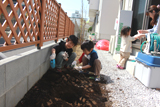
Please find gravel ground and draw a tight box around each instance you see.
[96,49,160,107]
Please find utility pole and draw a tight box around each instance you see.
[82,6,87,41]
[80,0,83,43]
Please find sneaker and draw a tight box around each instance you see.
[89,76,95,80]
[116,64,119,68]
[118,66,124,69]
[95,76,100,81]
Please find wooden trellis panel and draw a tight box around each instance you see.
[42,0,59,42]
[65,16,69,37]
[69,19,71,36]
[0,0,75,52]
[58,9,66,38]
[72,24,74,35]
[0,0,41,52]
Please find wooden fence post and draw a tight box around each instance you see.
[56,3,61,42]
[38,0,46,49]
[64,12,67,39]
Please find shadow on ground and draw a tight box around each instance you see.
[16,68,113,107]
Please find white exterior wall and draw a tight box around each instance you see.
[89,0,99,10]
[89,0,99,25]
[95,0,102,39]
[96,0,119,40]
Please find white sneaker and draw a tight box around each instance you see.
[95,76,100,81]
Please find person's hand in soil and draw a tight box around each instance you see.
[71,60,80,67]
[74,66,82,71]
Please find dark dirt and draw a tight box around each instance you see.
[16,68,112,107]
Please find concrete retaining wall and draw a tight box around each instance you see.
[0,43,55,107]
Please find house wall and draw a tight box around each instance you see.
[89,0,99,10]
[95,0,102,39]
[96,0,119,40]
[88,0,99,26]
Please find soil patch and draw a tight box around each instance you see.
[16,69,112,107]
[16,45,112,107]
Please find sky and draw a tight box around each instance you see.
[56,0,89,19]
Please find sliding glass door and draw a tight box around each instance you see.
[131,0,150,43]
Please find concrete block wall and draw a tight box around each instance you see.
[0,43,55,107]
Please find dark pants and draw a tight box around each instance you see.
[55,51,76,68]
[82,56,101,76]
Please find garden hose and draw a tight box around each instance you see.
[150,33,160,51]
[140,33,160,53]
[140,41,147,53]
[153,34,160,51]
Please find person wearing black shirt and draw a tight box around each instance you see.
[51,35,78,72]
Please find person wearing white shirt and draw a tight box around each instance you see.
[117,26,143,69]
[138,5,160,35]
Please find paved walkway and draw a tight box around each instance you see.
[96,49,160,107]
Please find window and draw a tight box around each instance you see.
[131,0,148,44]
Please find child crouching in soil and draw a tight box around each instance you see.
[72,40,102,81]
[50,35,78,72]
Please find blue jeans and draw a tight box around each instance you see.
[55,51,76,68]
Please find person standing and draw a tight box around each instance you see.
[138,5,160,34]
[117,26,143,69]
